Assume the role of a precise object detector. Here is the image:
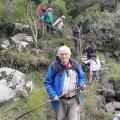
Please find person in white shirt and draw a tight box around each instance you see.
[52,15,65,37]
[83,54,101,81]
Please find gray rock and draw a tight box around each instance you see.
[113,102,120,111]
[103,83,115,102]
[105,102,115,113]
[0,67,33,104]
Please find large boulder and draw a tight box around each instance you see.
[0,67,33,104]
[103,83,115,102]
[14,23,31,35]
[100,0,117,12]
[10,33,33,52]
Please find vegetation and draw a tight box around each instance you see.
[106,59,120,79]
[0,0,26,23]
[0,0,120,120]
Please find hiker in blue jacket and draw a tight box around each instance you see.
[44,45,86,120]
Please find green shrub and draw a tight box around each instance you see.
[52,0,67,17]
[26,88,46,109]
[0,0,26,23]
[11,0,26,23]
[106,59,120,79]
[0,1,4,12]
[76,5,100,23]
[26,88,47,120]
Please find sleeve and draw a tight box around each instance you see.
[44,65,57,100]
[43,12,47,21]
[52,18,61,26]
[77,64,85,86]
[97,58,101,69]
[83,59,91,64]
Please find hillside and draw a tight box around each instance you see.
[0,0,120,120]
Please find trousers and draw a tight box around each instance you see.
[56,97,80,120]
[89,71,99,81]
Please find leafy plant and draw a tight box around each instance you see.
[106,58,120,79]
[26,88,47,120]
[52,0,67,17]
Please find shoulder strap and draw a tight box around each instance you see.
[70,59,79,72]
[44,12,48,20]
[51,62,63,78]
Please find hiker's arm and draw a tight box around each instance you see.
[44,65,57,100]
[77,64,85,86]
[82,59,91,64]
[52,18,60,26]
[97,58,101,69]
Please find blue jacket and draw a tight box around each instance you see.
[44,57,85,111]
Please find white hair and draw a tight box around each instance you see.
[57,45,71,56]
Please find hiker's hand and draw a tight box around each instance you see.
[80,84,86,91]
[53,95,59,101]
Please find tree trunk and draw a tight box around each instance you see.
[24,0,38,48]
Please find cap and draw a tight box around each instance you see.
[48,8,53,12]
[61,15,65,19]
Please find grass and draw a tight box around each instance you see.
[80,53,120,120]
[9,49,48,63]
[8,0,26,23]
[106,58,120,79]
[96,52,120,79]
[80,80,113,120]
[26,87,48,120]
[26,88,47,109]
[27,71,45,87]
[0,0,4,12]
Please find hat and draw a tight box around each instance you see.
[48,8,53,12]
[61,15,65,19]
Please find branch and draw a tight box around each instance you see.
[15,86,84,120]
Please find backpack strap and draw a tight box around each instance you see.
[44,12,48,21]
[51,59,79,79]
[51,62,63,79]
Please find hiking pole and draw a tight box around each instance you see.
[15,86,83,120]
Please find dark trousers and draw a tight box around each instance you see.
[46,22,52,34]
[52,27,64,38]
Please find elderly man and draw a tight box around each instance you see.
[44,45,86,120]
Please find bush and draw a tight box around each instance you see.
[52,0,67,17]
